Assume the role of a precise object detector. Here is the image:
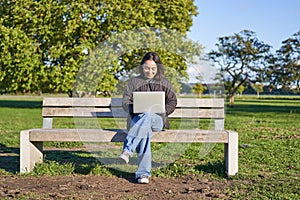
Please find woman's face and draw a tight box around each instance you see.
[142,60,157,79]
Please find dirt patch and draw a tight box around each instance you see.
[0,175,233,199]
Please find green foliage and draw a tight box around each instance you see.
[0,168,11,175]
[23,158,112,176]
[27,161,75,176]
[0,0,201,96]
[237,84,245,95]
[192,83,207,96]
[74,29,203,96]
[252,83,264,97]
[87,164,112,176]
[0,24,43,93]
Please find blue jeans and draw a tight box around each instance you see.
[123,112,163,179]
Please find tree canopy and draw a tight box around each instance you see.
[0,0,202,96]
[267,31,300,90]
[208,30,272,106]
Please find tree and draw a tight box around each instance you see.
[267,31,300,90]
[0,0,202,96]
[192,83,206,96]
[208,30,271,106]
[237,84,245,96]
[252,83,264,98]
[0,24,43,94]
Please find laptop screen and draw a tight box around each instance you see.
[133,91,165,114]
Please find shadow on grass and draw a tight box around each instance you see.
[45,150,229,179]
[0,145,228,180]
[0,100,42,108]
[226,104,300,114]
[44,150,135,178]
[195,160,227,177]
[0,145,134,177]
[0,144,20,173]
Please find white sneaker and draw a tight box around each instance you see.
[137,175,149,184]
[118,151,129,164]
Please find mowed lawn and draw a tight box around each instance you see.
[0,95,299,199]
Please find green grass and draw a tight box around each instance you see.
[0,95,299,198]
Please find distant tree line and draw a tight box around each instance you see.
[208,30,300,106]
[181,82,299,97]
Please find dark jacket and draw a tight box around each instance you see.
[122,75,177,130]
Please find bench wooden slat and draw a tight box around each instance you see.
[42,108,224,118]
[42,107,127,118]
[43,98,123,107]
[43,98,224,108]
[28,128,229,143]
[177,98,224,108]
[167,109,224,118]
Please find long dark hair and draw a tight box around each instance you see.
[139,52,165,80]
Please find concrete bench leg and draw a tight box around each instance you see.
[224,131,238,175]
[20,130,43,173]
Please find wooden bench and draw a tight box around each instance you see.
[20,97,238,175]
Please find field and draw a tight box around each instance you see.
[0,95,299,199]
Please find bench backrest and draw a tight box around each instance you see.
[42,97,225,130]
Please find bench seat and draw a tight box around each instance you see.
[23,128,233,143]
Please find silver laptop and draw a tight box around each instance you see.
[133,91,165,114]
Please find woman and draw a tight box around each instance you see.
[119,52,177,184]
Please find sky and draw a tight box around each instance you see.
[187,0,300,53]
[186,0,300,83]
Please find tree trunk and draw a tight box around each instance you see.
[229,93,235,107]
